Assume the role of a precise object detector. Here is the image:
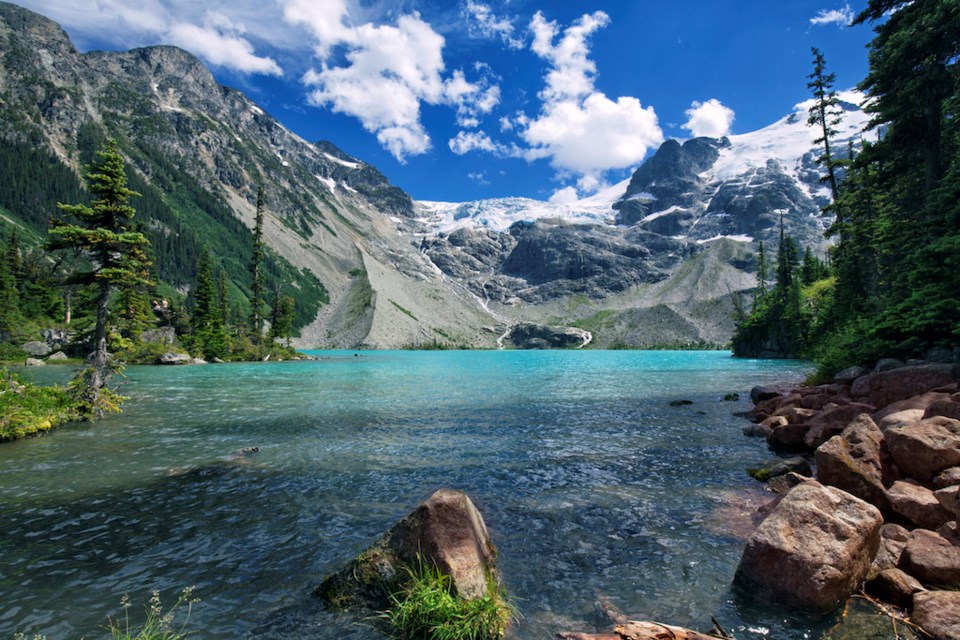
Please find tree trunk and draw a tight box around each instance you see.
[90,280,111,390]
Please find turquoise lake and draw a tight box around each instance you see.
[1,350,828,639]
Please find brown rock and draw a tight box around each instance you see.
[926,400,960,421]
[760,415,788,429]
[939,522,960,546]
[886,417,960,482]
[874,392,950,421]
[887,480,952,529]
[804,402,875,449]
[900,529,960,589]
[871,523,911,575]
[316,489,500,609]
[877,409,925,432]
[865,568,925,608]
[734,480,883,611]
[912,591,960,640]
[767,422,812,451]
[852,364,960,409]
[935,467,960,489]
[936,486,960,518]
[815,415,892,510]
[614,621,729,640]
[772,405,818,424]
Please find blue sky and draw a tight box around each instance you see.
[14,1,874,203]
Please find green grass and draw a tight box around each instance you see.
[0,368,79,441]
[386,561,514,640]
[389,300,418,321]
[108,587,199,640]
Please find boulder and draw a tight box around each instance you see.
[887,480,952,529]
[815,415,893,510]
[772,405,817,424]
[748,456,811,482]
[940,522,960,546]
[878,409,925,432]
[865,568,925,609]
[874,358,905,372]
[140,326,176,344]
[804,402,875,449]
[875,392,950,421]
[900,529,960,589]
[926,400,960,421]
[734,480,883,611]
[936,486,960,520]
[913,591,960,640]
[871,523,911,575]
[935,467,960,489]
[24,357,45,366]
[742,423,773,438]
[20,340,51,357]
[834,365,869,385]
[45,351,68,362]
[767,471,809,496]
[766,422,811,451]
[157,352,192,365]
[851,364,960,409]
[751,385,782,404]
[886,417,960,482]
[317,489,501,609]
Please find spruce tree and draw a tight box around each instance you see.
[0,243,21,342]
[191,248,229,359]
[249,187,265,344]
[807,48,844,211]
[49,140,151,414]
[269,289,295,347]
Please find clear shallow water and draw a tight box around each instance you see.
[1,350,831,639]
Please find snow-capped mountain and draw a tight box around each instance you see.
[416,91,868,250]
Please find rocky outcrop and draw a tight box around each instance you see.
[156,352,193,365]
[317,489,501,609]
[886,417,960,482]
[887,480,952,529]
[504,323,590,350]
[734,480,882,611]
[900,529,960,589]
[20,341,51,357]
[851,364,960,408]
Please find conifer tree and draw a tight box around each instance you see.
[249,187,265,343]
[807,48,844,210]
[269,289,295,347]
[49,139,151,414]
[191,248,229,359]
[0,243,21,342]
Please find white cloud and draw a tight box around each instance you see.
[683,98,735,138]
[463,1,523,49]
[15,1,284,75]
[548,186,580,204]
[288,3,500,162]
[518,11,663,194]
[810,4,854,26]
[449,130,499,155]
[168,13,282,76]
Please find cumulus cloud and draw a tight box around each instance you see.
[16,1,282,75]
[810,4,854,26]
[463,1,523,49]
[519,11,663,196]
[683,98,735,138]
[288,2,499,162]
[449,130,499,155]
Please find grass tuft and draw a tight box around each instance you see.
[386,560,514,640]
[108,587,200,640]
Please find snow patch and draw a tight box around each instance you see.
[696,234,753,244]
[324,153,361,169]
[250,104,264,116]
[316,175,336,192]
[642,205,687,223]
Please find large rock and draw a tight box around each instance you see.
[20,340,51,357]
[936,486,960,521]
[766,422,811,451]
[851,364,960,408]
[871,523,911,575]
[865,568,925,609]
[900,529,960,589]
[935,467,960,489]
[734,480,883,611]
[886,417,960,482]
[887,480,952,529]
[913,591,960,640]
[815,414,892,510]
[874,392,950,421]
[878,409,925,432]
[926,400,960,421]
[317,489,500,609]
[157,352,192,365]
[804,402,875,449]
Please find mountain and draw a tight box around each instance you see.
[0,3,866,349]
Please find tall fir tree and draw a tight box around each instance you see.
[191,248,229,359]
[807,48,845,212]
[269,289,296,348]
[48,139,152,414]
[0,243,21,342]
[249,187,266,344]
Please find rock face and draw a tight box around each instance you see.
[851,365,960,408]
[815,415,892,510]
[20,341,51,357]
[913,591,960,640]
[504,323,590,350]
[734,480,883,611]
[886,417,960,482]
[317,489,500,609]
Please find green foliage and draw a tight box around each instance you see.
[187,248,230,359]
[390,299,418,321]
[386,561,514,640]
[108,587,199,640]
[0,368,79,441]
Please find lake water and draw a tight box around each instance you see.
[1,350,831,639]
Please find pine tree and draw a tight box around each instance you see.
[190,248,229,359]
[269,289,296,347]
[48,140,152,414]
[0,243,21,342]
[807,48,844,212]
[249,187,266,344]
